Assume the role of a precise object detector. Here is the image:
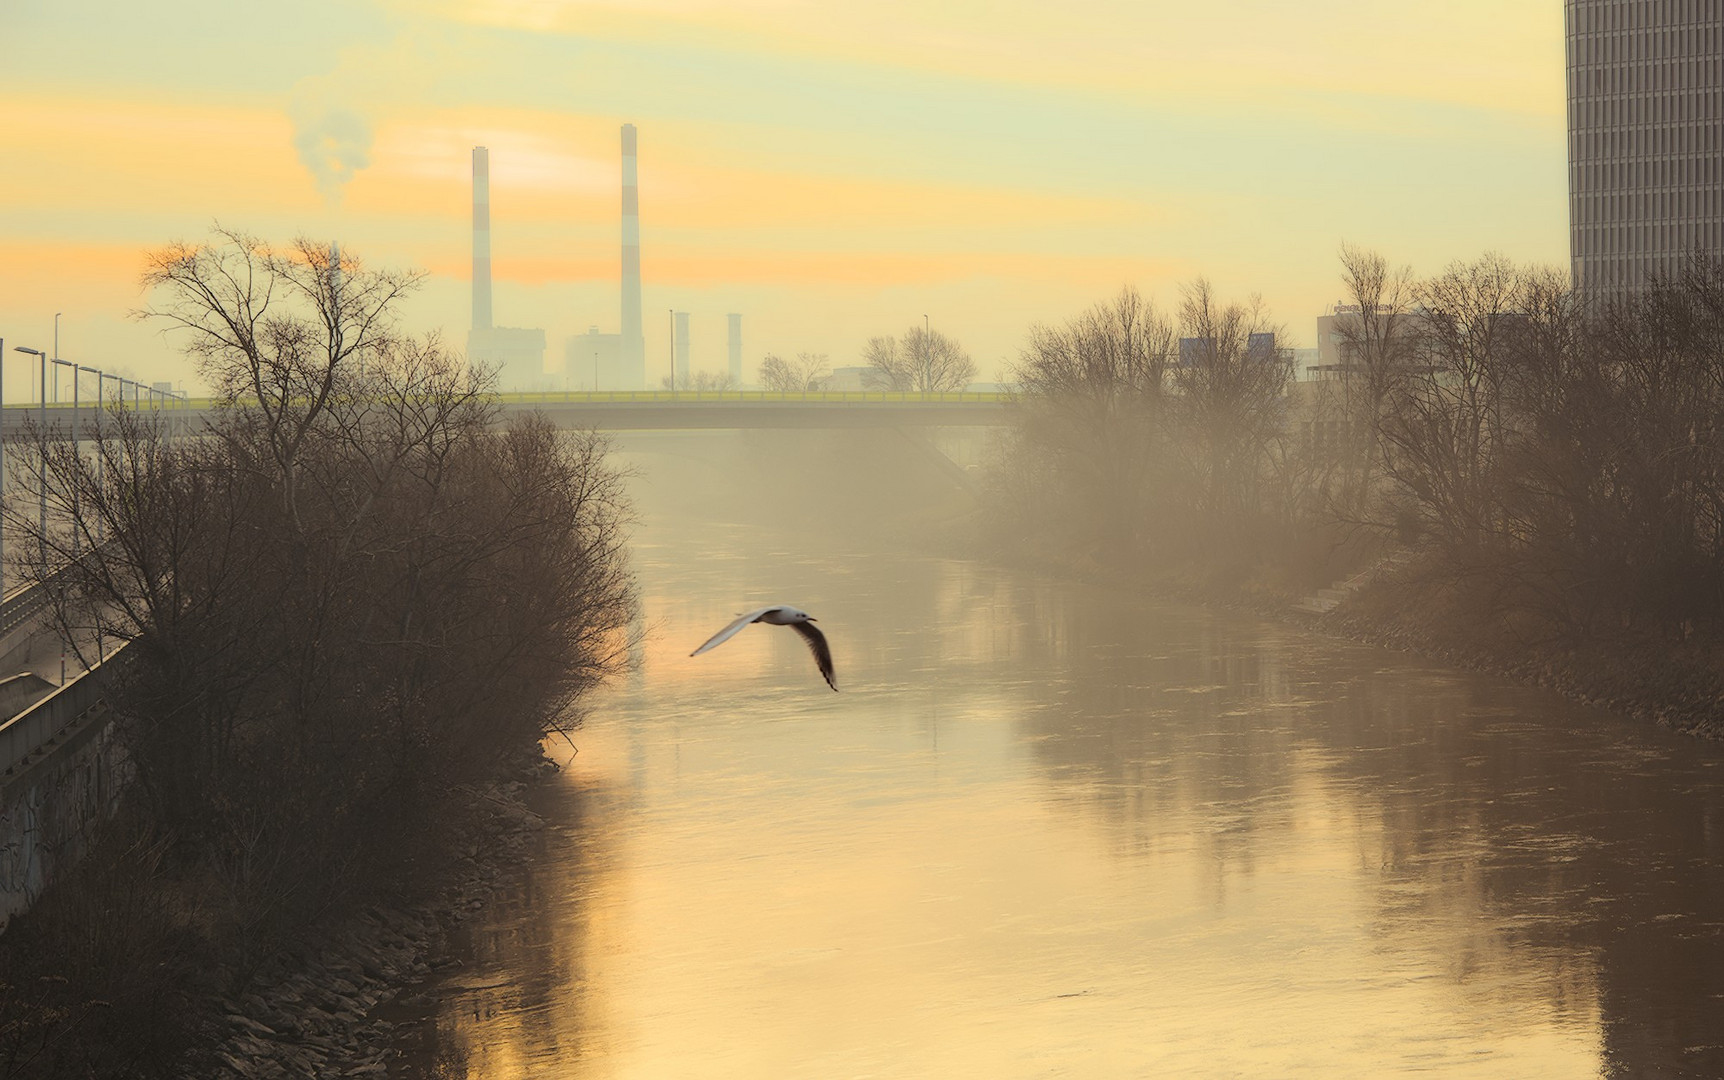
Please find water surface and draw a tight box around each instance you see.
[395,432,1724,1078]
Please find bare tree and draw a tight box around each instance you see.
[1330,244,1420,514]
[863,326,976,392]
[1375,253,1529,561]
[138,228,421,531]
[1009,287,1173,549]
[1169,279,1292,529]
[660,369,737,391]
[759,352,830,391]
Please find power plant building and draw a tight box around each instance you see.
[619,124,646,388]
[566,327,625,391]
[467,145,549,390]
[1565,0,1724,296]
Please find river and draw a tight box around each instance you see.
[391,430,1724,1078]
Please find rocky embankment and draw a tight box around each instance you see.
[201,761,554,1078]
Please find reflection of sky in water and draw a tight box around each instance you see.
[400,432,1724,1079]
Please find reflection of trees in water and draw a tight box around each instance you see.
[405,766,632,1075]
[1006,580,1724,1076]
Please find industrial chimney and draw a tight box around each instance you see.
[621,124,643,385]
[472,146,492,331]
[727,313,742,386]
[674,311,690,388]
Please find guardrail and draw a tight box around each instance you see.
[0,644,124,778]
[0,582,48,642]
[498,390,1012,405]
[8,390,1013,412]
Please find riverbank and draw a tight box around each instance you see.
[0,747,558,1077]
[1312,567,1724,740]
[197,755,556,1078]
[965,516,1724,742]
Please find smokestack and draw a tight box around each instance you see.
[674,311,690,387]
[472,146,492,331]
[727,313,742,386]
[621,124,643,383]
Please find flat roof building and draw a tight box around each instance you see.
[1565,0,1724,296]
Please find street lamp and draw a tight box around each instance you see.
[14,346,47,575]
[50,358,80,558]
[85,367,107,543]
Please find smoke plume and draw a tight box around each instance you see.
[291,102,373,204]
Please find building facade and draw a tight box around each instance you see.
[468,327,548,391]
[1565,0,1724,296]
[565,327,625,390]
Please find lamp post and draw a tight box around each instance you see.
[668,308,675,393]
[50,358,79,558]
[85,367,107,543]
[14,346,47,575]
[52,313,60,404]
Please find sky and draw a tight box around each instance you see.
[0,0,1569,393]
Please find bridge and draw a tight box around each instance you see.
[0,390,1013,436]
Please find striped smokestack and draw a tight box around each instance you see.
[674,311,690,387]
[727,313,742,385]
[621,124,643,381]
[472,146,492,331]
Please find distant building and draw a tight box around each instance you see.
[470,147,548,391]
[1566,0,1724,296]
[824,366,871,391]
[1178,337,1213,366]
[564,327,626,390]
[1313,305,1433,378]
[468,327,547,391]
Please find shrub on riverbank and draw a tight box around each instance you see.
[988,253,1724,716]
[0,231,635,1075]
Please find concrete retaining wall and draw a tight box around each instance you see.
[0,660,128,930]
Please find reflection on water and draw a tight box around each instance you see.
[394,432,1724,1078]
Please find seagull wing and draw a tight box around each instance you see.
[790,621,839,692]
[690,606,780,656]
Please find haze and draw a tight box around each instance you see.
[0,0,1565,391]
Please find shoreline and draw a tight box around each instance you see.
[971,534,1724,742]
[200,756,556,1079]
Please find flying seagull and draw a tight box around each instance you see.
[691,605,838,691]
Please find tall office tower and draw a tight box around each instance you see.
[674,311,690,387]
[621,124,645,385]
[727,313,742,386]
[1566,1,1724,297]
[472,147,492,330]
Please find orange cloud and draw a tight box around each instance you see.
[0,94,313,216]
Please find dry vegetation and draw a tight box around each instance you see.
[0,229,636,1075]
[993,253,1724,722]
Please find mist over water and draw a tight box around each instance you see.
[393,429,1724,1078]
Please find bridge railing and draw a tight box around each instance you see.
[498,390,1013,404]
[5,390,1014,414]
[0,643,125,779]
